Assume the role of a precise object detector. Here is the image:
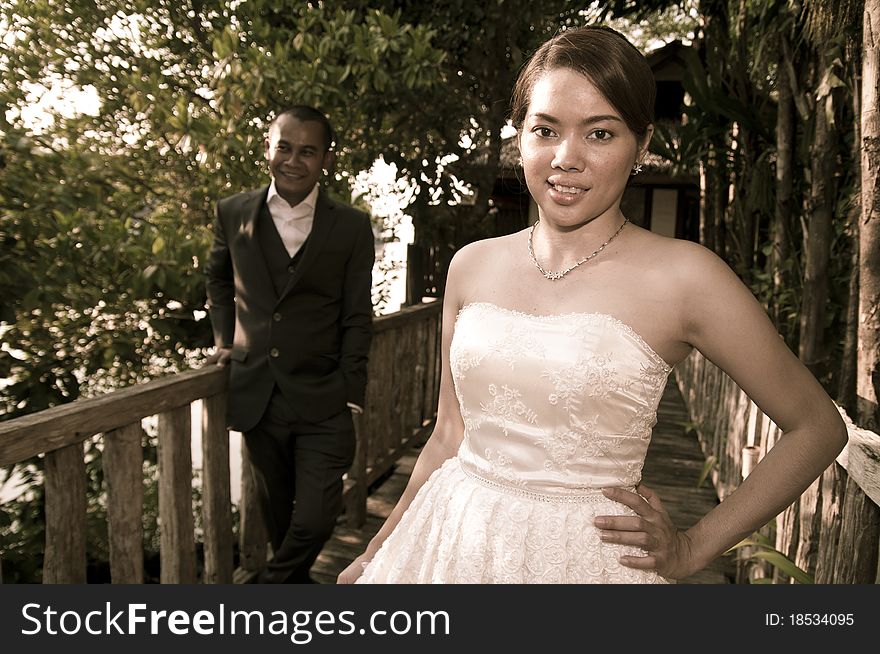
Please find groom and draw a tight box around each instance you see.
[205,105,375,583]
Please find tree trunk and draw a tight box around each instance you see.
[701,3,731,258]
[709,137,728,258]
[738,130,760,286]
[838,44,862,413]
[730,121,758,283]
[859,0,880,430]
[799,54,836,378]
[840,222,861,410]
[729,0,758,284]
[699,156,715,250]
[771,38,795,327]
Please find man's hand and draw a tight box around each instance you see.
[205,346,232,367]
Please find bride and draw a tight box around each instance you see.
[338,25,847,583]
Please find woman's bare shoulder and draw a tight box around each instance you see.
[444,232,524,308]
[632,228,729,279]
[449,231,523,273]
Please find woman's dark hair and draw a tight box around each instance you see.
[271,105,336,151]
[510,26,656,141]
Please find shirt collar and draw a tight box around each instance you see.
[267,180,319,213]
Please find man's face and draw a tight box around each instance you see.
[264,115,332,206]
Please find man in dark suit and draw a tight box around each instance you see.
[205,106,374,583]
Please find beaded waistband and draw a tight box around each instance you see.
[459,463,635,504]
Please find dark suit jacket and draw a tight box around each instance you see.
[205,185,374,432]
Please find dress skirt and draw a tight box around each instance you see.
[356,457,668,584]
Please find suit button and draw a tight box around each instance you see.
[273,312,282,322]
[287,265,295,273]
[270,348,280,358]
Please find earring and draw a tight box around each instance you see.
[631,162,643,175]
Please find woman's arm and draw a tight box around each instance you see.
[598,242,848,579]
[337,246,472,582]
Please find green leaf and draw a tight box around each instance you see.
[750,551,814,584]
[750,531,775,548]
[212,36,229,59]
[151,236,165,255]
[696,455,717,488]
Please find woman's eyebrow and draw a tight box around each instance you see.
[528,112,623,126]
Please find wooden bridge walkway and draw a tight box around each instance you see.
[312,378,735,584]
[3,298,873,584]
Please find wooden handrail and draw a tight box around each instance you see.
[675,350,880,584]
[0,301,444,467]
[0,300,443,584]
[371,298,441,333]
[0,367,227,466]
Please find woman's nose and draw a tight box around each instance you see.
[550,138,585,172]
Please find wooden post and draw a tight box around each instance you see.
[103,423,144,583]
[158,405,196,583]
[374,333,393,461]
[815,462,844,583]
[43,442,87,583]
[423,312,438,420]
[794,477,823,578]
[741,445,760,479]
[238,438,267,580]
[833,474,880,583]
[201,393,233,583]
[344,411,367,527]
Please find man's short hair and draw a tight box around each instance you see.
[270,106,335,152]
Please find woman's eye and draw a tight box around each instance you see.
[591,129,612,140]
[533,127,555,138]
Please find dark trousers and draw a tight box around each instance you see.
[243,387,355,583]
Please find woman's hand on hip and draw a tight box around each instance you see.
[595,484,696,580]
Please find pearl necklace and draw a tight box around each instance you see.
[527,218,629,281]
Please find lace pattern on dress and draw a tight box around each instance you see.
[538,415,605,472]
[451,302,673,488]
[479,383,539,437]
[358,458,668,584]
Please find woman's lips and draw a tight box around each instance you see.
[547,181,588,204]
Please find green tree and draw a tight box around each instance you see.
[0,0,446,581]
[0,0,446,414]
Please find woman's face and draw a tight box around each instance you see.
[518,67,650,230]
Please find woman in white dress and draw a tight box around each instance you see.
[338,26,847,584]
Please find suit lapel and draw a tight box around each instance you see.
[279,189,337,301]
[234,186,276,297]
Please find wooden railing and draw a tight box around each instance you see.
[0,300,442,583]
[342,300,442,526]
[675,351,880,584]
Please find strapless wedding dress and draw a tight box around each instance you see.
[357,302,673,584]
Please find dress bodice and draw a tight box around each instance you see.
[450,302,672,495]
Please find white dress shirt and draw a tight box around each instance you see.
[266,181,319,258]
